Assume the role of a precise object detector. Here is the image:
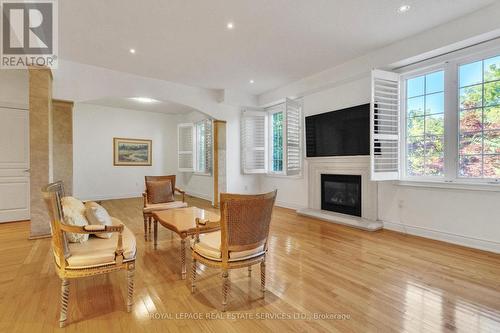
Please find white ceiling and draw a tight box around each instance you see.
[60,0,496,95]
[82,97,198,114]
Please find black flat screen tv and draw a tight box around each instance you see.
[305,103,370,157]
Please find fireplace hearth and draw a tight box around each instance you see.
[321,174,361,217]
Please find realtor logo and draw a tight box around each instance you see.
[1,0,58,69]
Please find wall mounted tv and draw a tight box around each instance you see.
[305,103,370,157]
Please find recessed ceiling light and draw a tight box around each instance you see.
[129,48,136,54]
[398,4,411,13]
[130,97,159,103]
[249,79,255,84]
[226,22,234,30]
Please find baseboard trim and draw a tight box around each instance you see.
[78,192,143,201]
[382,220,500,254]
[28,234,51,240]
[275,200,307,210]
[185,190,212,202]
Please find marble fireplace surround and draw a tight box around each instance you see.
[297,155,383,231]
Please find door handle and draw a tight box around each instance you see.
[24,169,30,173]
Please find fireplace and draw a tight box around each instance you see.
[321,174,361,217]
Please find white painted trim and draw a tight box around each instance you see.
[0,101,29,110]
[396,180,500,192]
[79,192,143,201]
[383,220,500,254]
[275,200,306,211]
[185,190,212,201]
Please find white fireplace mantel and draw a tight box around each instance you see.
[297,155,382,231]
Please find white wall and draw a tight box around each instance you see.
[73,103,178,200]
[257,5,500,252]
[260,77,370,209]
[53,60,262,196]
[0,70,29,107]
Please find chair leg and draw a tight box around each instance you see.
[59,278,70,328]
[153,219,158,249]
[222,270,229,312]
[191,258,197,293]
[143,215,148,240]
[148,217,152,237]
[248,265,252,277]
[181,238,187,279]
[127,266,135,312]
[260,260,266,298]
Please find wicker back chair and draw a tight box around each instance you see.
[191,190,277,311]
[143,175,186,240]
[42,181,136,327]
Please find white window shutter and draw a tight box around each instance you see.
[203,119,213,174]
[241,109,267,174]
[178,123,194,172]
[370,69,400,181]
[284,98,302,176]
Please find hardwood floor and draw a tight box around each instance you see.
[0,196,499,332]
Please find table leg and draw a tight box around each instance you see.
[153,219,158,249]
[181,238,186,280]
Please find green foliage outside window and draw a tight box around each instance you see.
[459,56,500,178]
[272,112,283,172]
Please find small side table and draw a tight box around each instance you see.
[152,207,220,279]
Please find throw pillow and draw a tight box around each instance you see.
[146,180,174,204]
[62,204,89,243]
[61,196,86,215]
[85,201,113,239]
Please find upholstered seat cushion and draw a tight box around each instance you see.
[54,218,136,269]
[143,201,187,213]
[190,231,265,262]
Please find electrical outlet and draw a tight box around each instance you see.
[244,185,248,191]
[398,200,404,208]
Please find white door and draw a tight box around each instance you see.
[0,107,30,223]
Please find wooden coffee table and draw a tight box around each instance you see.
[152,207,220,279]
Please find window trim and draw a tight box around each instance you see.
[400,64,447,182]
[399,46,500,185]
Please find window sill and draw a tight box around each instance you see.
[193,172,212,177]
[264,173,304,179]
[396,179,500,192]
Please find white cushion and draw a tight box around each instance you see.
[190,231,265,262]
[85,201,113,239]
[55,218,136,268]
[62,201,89,243]
[143,201,187,213]
[61,196,86,215]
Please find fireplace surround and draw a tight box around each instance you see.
[297,156,382,231]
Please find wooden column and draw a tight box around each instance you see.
[52,100,74,195]
[212,120,227,208]
[28,66,53,239]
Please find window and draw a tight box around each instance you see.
[269,106,284,173]
[458,56,500,179]
[177,119,212,174]
[240,98,302,176]
[195,119,212,174]
[371,46,500,184]
[406,71,445,177]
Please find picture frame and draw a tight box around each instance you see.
[113,138,152,166]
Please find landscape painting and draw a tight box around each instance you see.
[113,138,152,166]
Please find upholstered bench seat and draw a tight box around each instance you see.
[190,231,265,262]
[143,201,187,213]
[55,218,136,269]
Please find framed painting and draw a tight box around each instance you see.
[113,138,152,166]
